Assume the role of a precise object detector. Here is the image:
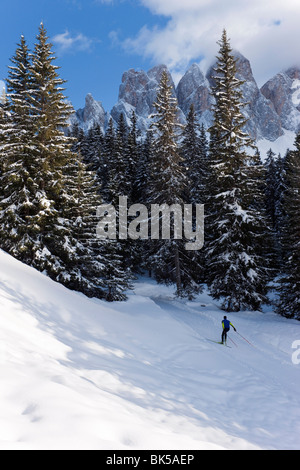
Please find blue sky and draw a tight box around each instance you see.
[0,0,164,111]
[1,0,300,112]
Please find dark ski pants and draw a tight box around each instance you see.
[222,328,230,343]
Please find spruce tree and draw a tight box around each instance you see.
[101,117,116,202]
[30,23,74,185]
[68,125,131,300]
[60,152,105,298]
[277,134,300,319]
[206,29,270,312]
[136,129,153,203]
[264,148,283,271]
[1,26,88,293]
[21,23,79,282]
[180,105,208,283]
[148,71,185,206]
[265,148,277,229]
[101,114,132,274]
[181,105,209,205]
[127,111,141,204]
[83,122,104,174]
[0,35,40,262]
[105,113,131,206]
[273,153,288,265]
[0,25,132,301]
[148,70,201,298]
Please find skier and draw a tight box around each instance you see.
[221,316,236,344]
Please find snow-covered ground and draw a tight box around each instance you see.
[0,249,299,450]
[257,129,296,160]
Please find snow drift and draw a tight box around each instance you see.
[0,249,299,450]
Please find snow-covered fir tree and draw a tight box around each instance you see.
[181,105,208,205]
[0,35,41,262]
[59,152,105,298]
[0,27,89,289]
[0,25,131,301]
[276,133,300,319]
[127,111,141,204]
[18,23,81,284]
[82,123,104,173]
[265,148,278,230]
[62,151,131,301]
[273,152,289,267]
[105,113,132,206]
[136,129,153,203]
[180,105,209,283]
[148,71,185,206]
[205,29,271,312]
[96,117,115,202]
[148,70,202,298]
[264,148,285,271]
[100,114,135,274]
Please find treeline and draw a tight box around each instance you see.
[0,24,130,301]
[0,25,299,319]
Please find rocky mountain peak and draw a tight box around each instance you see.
[205,51,282,141]
[73,54,300,148]
[75,93,107,132]
[261,66,300,132]
[118,64,175,113]
[111,64,185,132]
[233,50,256,82]
[177,63,213,120]
[234,51,283,141]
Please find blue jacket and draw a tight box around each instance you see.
[222,319,235,330]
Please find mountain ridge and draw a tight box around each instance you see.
[72,52,300,153]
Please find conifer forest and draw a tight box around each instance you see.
[1,25,300,320]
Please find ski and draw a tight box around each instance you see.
[206,338,232,348]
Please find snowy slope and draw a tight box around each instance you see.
[0,249,299,450]
[257,129,296,160]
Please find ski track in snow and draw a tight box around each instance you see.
[0,250,299,450]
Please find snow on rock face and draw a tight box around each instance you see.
[235,51,283,142]
[176,63,214,128]
[74,93,109,132]
[72,55,300,152]
[206,51,283,142]
[117,68,153,117]
[111,64,186,132]
[261,67,300,133]
[291,79,300,107]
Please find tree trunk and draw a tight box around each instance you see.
[174,243,181,296]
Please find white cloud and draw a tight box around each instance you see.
[124,0,300,85]
[52,30,95,55]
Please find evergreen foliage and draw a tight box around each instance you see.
[180,105,209,283]
[0,25,130,301]
[265,148,278,230]
[276,134,300,319]
[1,25,300,317]
[206,29,271,312]
[147,71,202,298]
[0,34,41,264]
[181,105,209,205]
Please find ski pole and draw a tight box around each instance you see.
[228,336,238,347]
[236,331,254,347]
